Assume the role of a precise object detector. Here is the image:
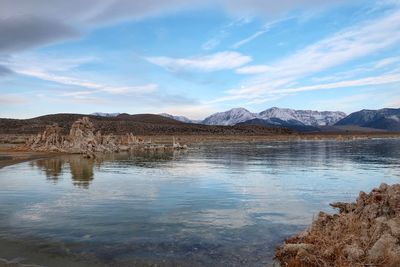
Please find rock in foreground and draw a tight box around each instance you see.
[276,183,400,267]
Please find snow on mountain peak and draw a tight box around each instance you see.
[201,107,257,126]
[202,107,346,126]
[91,112,120,117]
[259,108,346,126]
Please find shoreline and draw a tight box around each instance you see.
[1,137,399,266]
[1,133,400,169]
[0,148,65,169]
[275,183,400,266]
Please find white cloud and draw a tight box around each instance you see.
[274,73,400,94]
[373,55,400,68]
[15,68,158,96]
[231,16,293,49]
[146,51,252,72]
[0,0,347,54]
[6,53,98,72]
[202,36,225,51]
[226,73,400,101]
[202,16,254,51]
[219,10,400,101]
[231,29,268,49]
[3,53,158,96]
[235,64,272,74]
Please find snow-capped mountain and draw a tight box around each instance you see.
[159,113,198,123]
[335,108,400,131]
[201,107,346,126]
[91,107,347,128]
[91,112,120,117]
[259,107,347,126]
[201,108,257,126]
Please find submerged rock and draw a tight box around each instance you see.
[275,183,400,266]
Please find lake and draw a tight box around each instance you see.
[0,139,400,266]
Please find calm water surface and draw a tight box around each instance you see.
[0,139,400,266]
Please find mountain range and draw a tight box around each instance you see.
[201,107,346,127]
[93,107,400,132]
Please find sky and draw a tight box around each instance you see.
[0,0,400,119]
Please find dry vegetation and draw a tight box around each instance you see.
[276,183,400,267]
[0,113,292,136]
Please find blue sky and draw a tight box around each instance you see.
[0,0,399,119]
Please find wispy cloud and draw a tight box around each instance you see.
[0,1,343,55]
[6,53,98,72]
[17,68,158,95]
[231,16,293,49]
[202,16,252,50]
[269,73,400,94]
[146,51,252,72]
[235,64,272,74]
[231,29,268,49]
[218,10,400,102]
[374,55,400,69]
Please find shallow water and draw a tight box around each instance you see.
[0,139,400,266]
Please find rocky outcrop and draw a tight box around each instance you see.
[27,123,64,152]
[26,117,187,155]
[64,117,119,154]
[27,117,119,154]
[276,183,400,267]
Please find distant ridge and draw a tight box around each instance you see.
[0,113,291,136]
[159,113,199,124]
[335,108,400,131]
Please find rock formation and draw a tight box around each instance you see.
[27,117,119,155]
[275,183,400,266]
[26,117,187,155]
[27,123,64,152]
[172,136,187,150]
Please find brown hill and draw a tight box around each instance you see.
[0,113,292,136]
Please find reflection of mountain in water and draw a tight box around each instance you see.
[33,150,186,188]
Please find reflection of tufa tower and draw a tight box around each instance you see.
[69,157,95,189]
[34,156,99,188]
[34,158,65,182]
